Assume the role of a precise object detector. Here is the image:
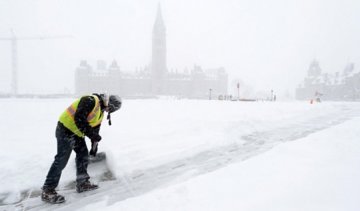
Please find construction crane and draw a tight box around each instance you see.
[0,29,72,96]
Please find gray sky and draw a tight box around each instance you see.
[0,0,359,96]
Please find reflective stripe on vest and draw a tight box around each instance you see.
[65,100,101,122]
[59,95,104,137]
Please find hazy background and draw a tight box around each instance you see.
[0,0,359,97]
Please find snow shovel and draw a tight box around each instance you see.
[89,141,106,163]
[87,141,116,181]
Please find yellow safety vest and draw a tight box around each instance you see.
[59,95,104,138]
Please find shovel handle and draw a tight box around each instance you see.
[90,141,99,156]
[92,141,98,151]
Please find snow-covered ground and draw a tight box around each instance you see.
[0,99,359,211]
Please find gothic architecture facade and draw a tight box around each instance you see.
[75,5,228,98]
[296,59,360,101]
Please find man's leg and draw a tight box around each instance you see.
[74,139,99,192]
[42,125,74,203]
[43,126,73,190]
[73,137,90,184]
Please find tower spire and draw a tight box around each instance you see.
[154,3,165,30]
[151,3,167,94]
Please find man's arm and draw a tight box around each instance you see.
[74,96,101,141]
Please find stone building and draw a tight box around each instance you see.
[75,5,228,99]
[296,59,360,101]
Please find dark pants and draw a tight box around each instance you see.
[43,122,90,190]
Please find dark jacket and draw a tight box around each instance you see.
[61,94,105,140]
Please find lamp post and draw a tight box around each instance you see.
[237,82,240,101]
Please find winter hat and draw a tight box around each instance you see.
[106,95,122,125]
[108,95,122,113]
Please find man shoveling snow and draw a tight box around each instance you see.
[41,93,121,204]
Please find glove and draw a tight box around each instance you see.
[89,140,98,156]
[91,134,102,142]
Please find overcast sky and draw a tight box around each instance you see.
[0,0,359,96]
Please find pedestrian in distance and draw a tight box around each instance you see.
[41,93,122,204]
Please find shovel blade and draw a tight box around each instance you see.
[89,152,106,163]
[87,152,116,181]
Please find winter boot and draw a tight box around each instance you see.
[76,181,99,193]
[41,188,65,204]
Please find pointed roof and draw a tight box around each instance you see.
[153,3,165,31]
